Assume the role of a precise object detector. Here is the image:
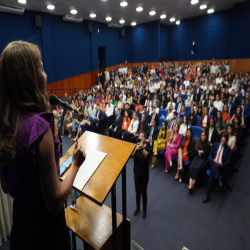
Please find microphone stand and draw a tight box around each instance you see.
[58,109,67,157]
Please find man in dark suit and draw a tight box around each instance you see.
[142,106,151,124]
[194,82,201,100]
[203,134,231,203]
[175,96,184,114]
[208,99,218,117]
[167,111,182,130]
[130,113,149,143]
[241,98,250,124]
[147,119,158,147]
[150,107,159,126]
[109,109,123,138]
[234,86,242,107]
[93,104,104,132]
[226,95,236,116]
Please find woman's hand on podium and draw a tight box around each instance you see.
[72,139,85,168]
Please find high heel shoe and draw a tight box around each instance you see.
[175,175,179,180]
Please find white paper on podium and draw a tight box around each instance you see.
[73,148,107,190]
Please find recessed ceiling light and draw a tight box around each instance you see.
[191,0,199,4]
[106,17,112,21]
[136,7,143,12]
[90,13,96,18]
[207,8,214,14]
[170,17,175,22]
[120,1,128,7]
[200,4,207,9]
[176,20,180,25]
[18,0,26,4]
[119,19,125,24]
[160,14,166,19]
[149,11,156,16]
[70,9,77,14]
[47,5,55,10]
[131,22,136,26]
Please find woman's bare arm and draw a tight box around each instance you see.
[36,128,85,216]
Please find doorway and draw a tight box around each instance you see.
[98,47,106,71]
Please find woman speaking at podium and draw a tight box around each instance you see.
[0,41,85,250]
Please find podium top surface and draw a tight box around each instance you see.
[60,131,135,205]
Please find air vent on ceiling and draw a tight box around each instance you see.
[0,2,25,15]
[108,23,123,29]
[62,14,83,23]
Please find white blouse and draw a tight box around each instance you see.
[128,120,139,135]
[179,124,190,135]
[202,115,208,128]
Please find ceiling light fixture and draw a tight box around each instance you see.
[149,11,156,16]
[106,17,112,21]
[207,8,214,14]
[191,0,199,4]
[119,19,125,24]
[170,17,175,22]
[160,14,166,19]
[18,0,26,4]
[120,1,128,7]
[131,22,136,26]
[200,4,207,9]
[176,20,180,25]
[47,5,55,10]
[136,7,143,12]
[90,13,96,18]
[70,9,77,14]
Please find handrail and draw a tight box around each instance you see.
[47,87,90,95]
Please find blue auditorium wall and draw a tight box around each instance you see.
[0,1,249,84]
[160,24,168,61]
[168,9,233,61]
[127,21,160,63]
[0,10,128,83]
[230,1,250,59]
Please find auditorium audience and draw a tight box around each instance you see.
[49,58,250,204]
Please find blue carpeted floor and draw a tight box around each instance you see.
[1,133,250,250]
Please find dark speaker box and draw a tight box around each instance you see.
[35,15,42,27]
[88,23,92,33]
[121,28,125,36]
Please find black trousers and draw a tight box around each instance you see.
[134,173,149,211]
[10,200,70,250]
[130,135,138,143]
[123,131,134,142]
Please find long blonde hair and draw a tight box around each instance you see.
[170,123,180,142]
[0,41,48,167]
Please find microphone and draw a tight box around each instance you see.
[49,94,78,113]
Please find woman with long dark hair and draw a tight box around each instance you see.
[0,41,85,250]
[188,131,210,192]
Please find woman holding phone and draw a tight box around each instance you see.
[132,131,150,219]
[0,41,85,250]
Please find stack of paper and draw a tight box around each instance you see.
[73,148,107,190]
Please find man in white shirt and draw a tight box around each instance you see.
[216,73,223,84]
[88,101,96,119]
[225,60,230,75]
[149,82,154,94]
[154,79,160,91]
[210,61,219,75]
[183,76,190,89]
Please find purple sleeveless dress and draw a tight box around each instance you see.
[0,112,70,250]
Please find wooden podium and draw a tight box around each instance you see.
[60,131,135,250]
